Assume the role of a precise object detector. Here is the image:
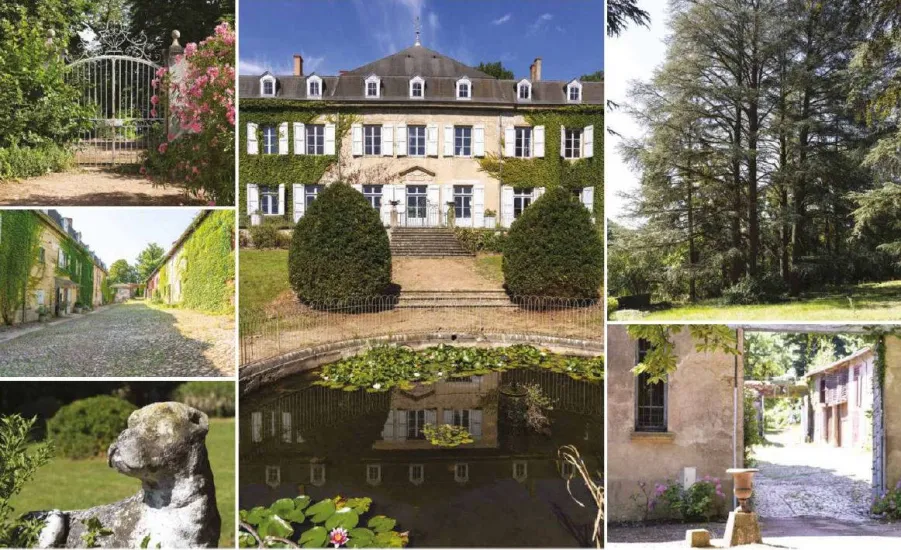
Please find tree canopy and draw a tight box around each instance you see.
[475,61,514,80]
[580,71,603,82]
[607,0,650,37]
[135,243,165,281]
[108,259,138,284]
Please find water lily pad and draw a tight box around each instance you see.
[258,515,293,539]
[306,498,337,523]
[270,498,296,517]
[367,515,396,533]
[238,532,258,548]
[245,506,271,525]
[344,498,372,514]
[373,531,405,547]
[325,508,360,530]
[299,526,328,548]
[294,495,312,511]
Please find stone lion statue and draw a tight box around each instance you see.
[32,402,221,548]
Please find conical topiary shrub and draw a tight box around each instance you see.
[502,186,603,300]
[289,183,392,305]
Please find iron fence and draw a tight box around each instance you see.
[239,295,603,366]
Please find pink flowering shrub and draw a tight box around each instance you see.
[648,476,726,522]
[141,22,235,204]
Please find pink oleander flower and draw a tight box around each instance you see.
[150,95,159,105]
[328,528,349,548]
[158,143,168,154]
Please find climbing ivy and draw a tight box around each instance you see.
[57,238,95,307]
[238,100,358,226]
[863,326,901,390]
[180,210,235,314]
[0,211,42,325]
[626,325,741,383]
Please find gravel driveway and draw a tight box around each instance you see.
[0,302,234,376]
[392,257,504,290]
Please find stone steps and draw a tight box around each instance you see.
[390,228,472,257]
[397,290,514,308]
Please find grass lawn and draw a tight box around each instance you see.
[10,418,236,547]
[240,249,289,313]
[613,280,901,321]
[474,253,504,284]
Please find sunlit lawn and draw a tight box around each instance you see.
[240,249,289,314]
[475,253,504,284]
[10,418,236,548]
[612,280,901,321]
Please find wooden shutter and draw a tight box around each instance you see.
[473,184,485,228]
[395,125,407,156]
[277,184,285,215]
[293,123,305,154]
[504,126,515,157]
[293,184,305,222]
[534,125,545,158]
[247,184,260,216]
[380,185,393,225]
[443,410,453,425]
[473,125,485,157]
[534,187,545,201]
[470,410,483,439]
[247,122,259,155]
[584,124,594,158]
[427,124,439,156]
[278,122,289,154]
[443,125,453,157]
[581,186,594,212]
[324,123,336,155]
[382,124,394,156]
[396,410,408,441]
[425,409,437,425]
[381,410,396,440]
[352,183,363,193]
[501,185,514,227]
[352,123,363,156]
[560,125,566,157]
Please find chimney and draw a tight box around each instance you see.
[530,62,536,82]
[294,54,303,76]
[533,57,542,81]
[62,218,72,232]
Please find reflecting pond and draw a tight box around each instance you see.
[240,362,603,547]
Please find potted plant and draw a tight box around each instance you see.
[73,301,84,314]
[484,209,497,229]
[37,305,50,322]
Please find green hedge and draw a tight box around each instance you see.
[47,396,136,459]
[172,381,235,417]
[503,186,603,299]
[453,228,507,254]
[181,210,236,313]
[0,211,42,325]
[0,144,74,181]
[289,183,392,304]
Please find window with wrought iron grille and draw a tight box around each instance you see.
[564,128,582,158]
[635,339,667,432]
[408,125,426,156]
[262,125,277,154]
[515,127,532,158]
[454,185,472,219]
[363,125,381,155]
[306,124,325,155]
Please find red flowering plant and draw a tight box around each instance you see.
[141,22,236,204]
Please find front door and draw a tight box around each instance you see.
[406,185,428,226]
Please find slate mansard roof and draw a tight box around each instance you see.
[240,45,603,105]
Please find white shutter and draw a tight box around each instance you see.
[251,412,262,443]
[427,184,440,224]
[534,125,545,158]
[427,124,439,156]
[351,123,363,156]
[560,125,566,158]
[443,410,453,425]
[473,125,485,157]
[501,185,514,228]
[294,122,307,155]
[443,184,454,223]
[294,123,305,155]
[534,187,546,202]
[278,122,289,154]
[396,410,408,441]
[443,125,454,157]
[396,125,407,156]
[247,122,259,155]
[470,410,483,439]
[277,184,285,215]
[293,184,305,223]
[352,183,363,193]
[281,412,292,443]
[581,186,595,212]
[394,185,407,225]
[380,185,393,225]
[324,123,336,155]
[584,124,594,158]
[382,124,394,156]
[425,409,437,425]
[381,410,396,440]
[504,126,515,157]
[247,184,259,216]
[473,184,485,228]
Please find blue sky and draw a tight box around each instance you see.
[239,0,603,81]
[55,208,204,267]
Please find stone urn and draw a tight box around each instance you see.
[726,468,759,512]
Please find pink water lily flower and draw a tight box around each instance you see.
[329,527,349,548]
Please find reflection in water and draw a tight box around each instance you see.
[240,368,603,547]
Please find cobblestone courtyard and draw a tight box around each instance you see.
[0,302,233,376]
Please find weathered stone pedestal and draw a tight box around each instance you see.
[686,528,712,547]
[723,509,762,546]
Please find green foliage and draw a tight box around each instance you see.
[249,219,282,249]
[127,0,235,49]
[239,495,407,548]
[651,477,725,522]
[744,332,793,380]
[135,243,165,282]
[108,259,138,284]
[81,516,113,548]
[607,0,650,36]
[0,414,53,548]
[47,396,136,459]
[180,211,235,313]
[100,277,114,304]
[316,344,604,393]
[853,183,901,262]
[0,211,42,325]
[627,325,740,383]
[580,71,603,82]
[421,424,474,448]
[502,187,603,299]
[607,296,619,320]
[743,390,763,467]
[57,238,95,307]
[475,61,514,80]
[171,381,235,417]
[722,274,788,306]
[289,183,391,304]
[872,480,901,520]
[452,228,506,254]
[0,144,75,180]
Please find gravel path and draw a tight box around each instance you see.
[0,167,206,206]
[0,302,234,376]
[392,257,503,290]
[753,428,872,521]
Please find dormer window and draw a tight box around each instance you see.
[307,75,323,99]
[365,75,380,98]
[456,77,471,100]
[260,74,276,97]
[566,80,582,103]
[410,76,424,99]
[517,79,532,101]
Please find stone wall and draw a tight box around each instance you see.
[607,326,743,522]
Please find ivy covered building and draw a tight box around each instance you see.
[145,210,236,314]
[238,39,602,230]
[0,210,108,325]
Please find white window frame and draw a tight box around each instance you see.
[307,75,323,99]
[265,466,281,487]
[410,76,425,99]
[513,460,528,482]
[408,125,427,157]
[260,74,276,97]
[363,125,381,156]
[453,185,473,220]
[514,127,532,158]
[454,463,469,484]
[409,464,425,485]
[304,184,323,209]
[35,289,45,306]
[517,79,532,101]
[259,185,279,215]
[366,464,382,486]
[363,184,383,209]
[566,80,582,103]
[306,124,325,155]
[310,464,326,487]
[456,77,472,101]
[364,75,381,98]
[262,125,277,155]
[454,126,472,157]
[563,127,583,159]
[513,187,534,219]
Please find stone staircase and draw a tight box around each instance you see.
[389,227,472,257]
[397,290,514,308]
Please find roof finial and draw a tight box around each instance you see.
[414,15,421,46]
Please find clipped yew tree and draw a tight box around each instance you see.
[289,183,392,305]
[503,186,603,300]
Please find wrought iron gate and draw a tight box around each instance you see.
[65,25,163,166]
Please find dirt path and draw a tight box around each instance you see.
[392,257,503,291]
[0,167,206,206]
[0,302,233,376]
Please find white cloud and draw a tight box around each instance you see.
[492,13,512,25]
[239,52,325,76]
[528,13,554,35]
[428,12,439,33]
[354,0,434,54]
